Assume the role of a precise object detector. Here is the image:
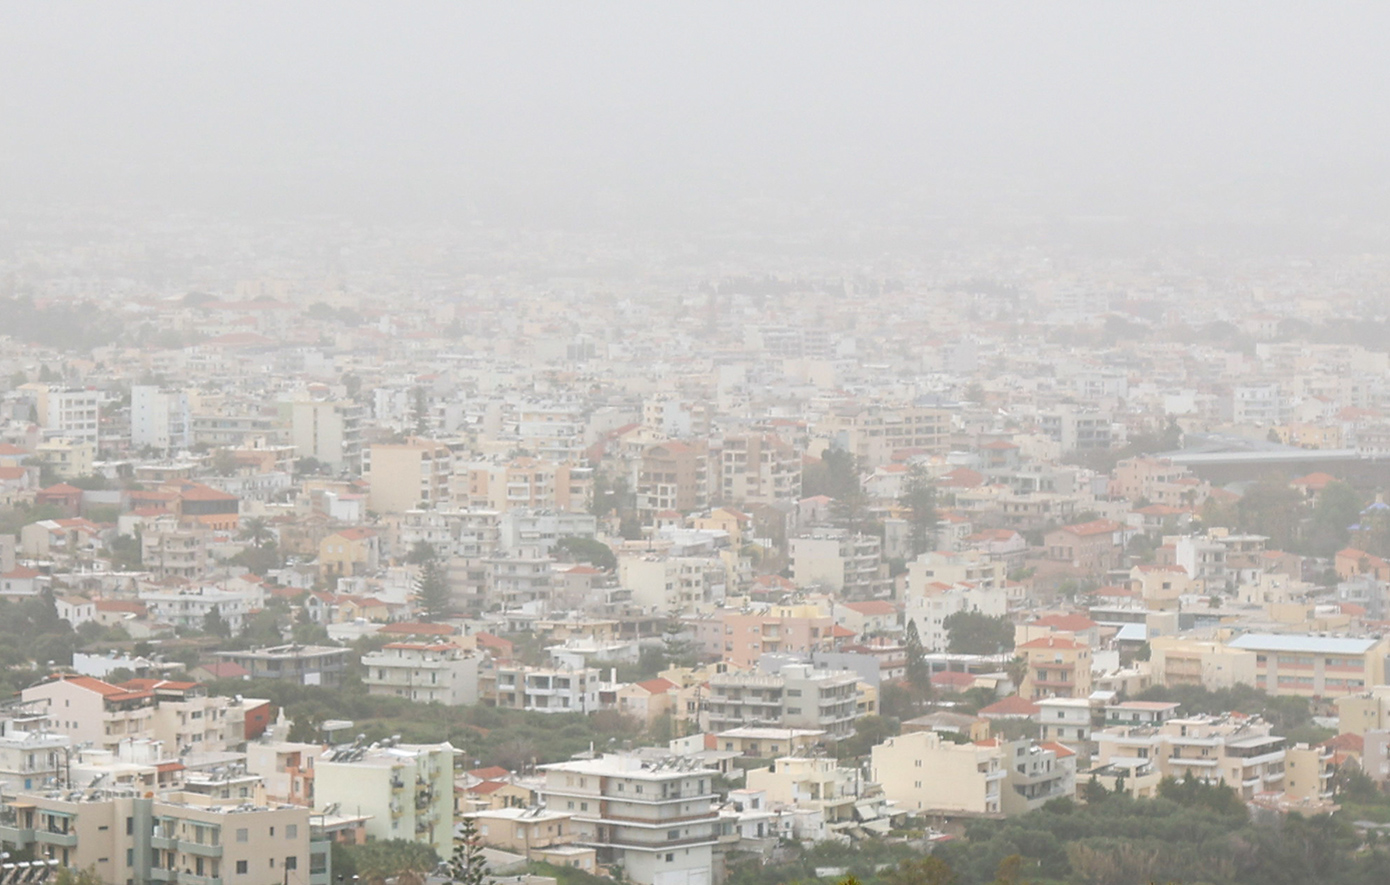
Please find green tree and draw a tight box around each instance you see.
[901,464,938,557]
[884,856,955,885]
[449,817,487,885]
[405,540,438,566]
[202,605,231,639]
[416,558,451,621]
[238,516,274,547]
[412,385,430,436]
[1305,480,1361,557]
[341,838,439,885]
[942,610,1015,655]
[904,619,930,689]
[554,536,617,571]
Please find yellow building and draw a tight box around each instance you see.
[1148,637,1257,689]
[34,438,95,479]
[1283,742,1335,803]
[870,730,1004,816]
[1018,636,1092,700]
[464,807,595,871]
[318,527,381,579]
[1334,686,1390,736]
[1226,633,1390,697]
[365,439,452,514]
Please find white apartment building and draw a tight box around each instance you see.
[492,664,605,714]
[314,741,456,857]
[131,385,192,454]
[1094,713,1287,800]
[539,754,719,885]
[789,532,883,597]
[289,398,364,472]
[620,555,726,613]
[704,664,859,741]
[0,701,70,796]
[361,642,485,705]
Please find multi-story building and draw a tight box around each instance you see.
[621,554,726,615]
[1225,633,1390,697]
[689,606,834,668]
[789,532,883,597]
[0,700,70,796]
[139,584,253,632]
[462,457,593,513]
[903,577,1007,653]
[704,664,859,741]
[1043,519,1127,575]
[538,754,719,885]
[1018,636,1093,700]
[818,406,950,468]
[498,509,598,555]
[0,789,316,885]
[484,549,555,610]
[1283,742,1335,804]
[744,756,860,838]
[491,664,604,714]
[870,730,1005,816]
[635,442,708,519]
[315,741,456,857]
[1094,712,1286,800]
[464,807,595,870]
[1037,406,1112,453]
[289,398,364,473]
[34,437,95,479]
[1147,637,1256,689]
[365,439,452,514]
[712,433,800,509]
[361,642,485,705]
[22,674,157,753]
[131,386,192,455]
[25,386,102,447]
[213,646,349,687]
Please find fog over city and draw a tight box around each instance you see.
[4,3,1390,234]
[7,6,1390,885]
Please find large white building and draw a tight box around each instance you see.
[314,741,456,857]
[131,385,192,454]
[361,642,485,705]
[539,754,718,885]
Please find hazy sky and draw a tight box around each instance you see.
[3,2,1389,228]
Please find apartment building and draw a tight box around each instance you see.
[1143,637,1249,689]
[744,756,861,838]
[499,509,598,555]
[0,701,70,796]
[704,664,859,741]
[636,442,708,519]
[1037,406,1112,453]
[289,398,364,472]
[870,730,1005,816]
[464,807,595,870]
[131,386,192,455]
[22,675,156,753]
[689,606,834,668]
[318,527,381,579]
[394,508,501,559]
[1283,742,1335,803]
[1094,712,1286,800]
[34,438,95,479]
[213,646,349,687]
[0,789,315,885]
[1043,519,1127,575]
[1225,633,1390,697]
[1017,636,1093,700]
[492,665,604,714]
[462,457,593,513]
[818,405,950,468]
[620,554,726,613]
[361,642,484,704]
[365,439,452,514]
[538,754,719,885]
[484,549,555,609]
[314,741,456,857]
[24,386,101,447]
[712,433,800,509]
[904,578,1007,654]
[789,532,883,597]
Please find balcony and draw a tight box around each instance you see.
[184,842,224,858]
[36,829,77,848]
[0,824,35,845]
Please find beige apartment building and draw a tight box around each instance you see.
[0,789,313,885]
[1225,633,1390,698]
[1094,713,1287,800]
[365,438,453,514]
[870,730,1005,816]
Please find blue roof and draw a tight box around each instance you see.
[1227,633,1381,655]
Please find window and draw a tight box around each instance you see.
[668,830,680,840]
[126,817,134,835]
[286,824,297,839]
[269,827,275,837]
[285,857,297,871]
[665,854,675,863]
[236,828,248,843]
[237,861,248,875]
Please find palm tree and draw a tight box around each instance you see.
[238,516,273,548]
